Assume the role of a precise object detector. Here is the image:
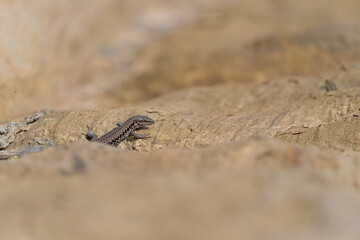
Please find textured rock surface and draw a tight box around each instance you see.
[4,65,360,152]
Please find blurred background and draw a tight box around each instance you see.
[0,0,359,121]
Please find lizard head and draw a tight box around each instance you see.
[132,115,155,125]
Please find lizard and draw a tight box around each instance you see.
[86,115,154,147]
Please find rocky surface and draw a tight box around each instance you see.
[4,66,360,152]
[1,0,360,239]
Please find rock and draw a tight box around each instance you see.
[0,138,360,239]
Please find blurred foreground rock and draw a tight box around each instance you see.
[1,138,360,239]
